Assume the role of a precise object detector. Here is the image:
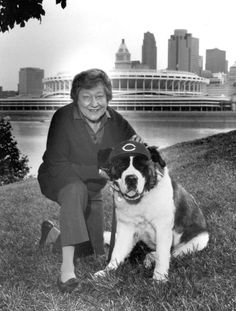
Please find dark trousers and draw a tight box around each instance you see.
[57,181,105,257]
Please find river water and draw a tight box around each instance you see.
[10,111,236,176]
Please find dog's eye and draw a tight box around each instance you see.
[111,158,130,179]
[112,158,129,169]
[133,156,149,174]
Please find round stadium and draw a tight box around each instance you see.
[42,69,232,111]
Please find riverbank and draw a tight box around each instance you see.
[122,110,236,123]
[1,110,236,122]
[0,130,235,310]
[0,111,54,121]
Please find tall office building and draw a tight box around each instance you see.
[142,32,157,69]
[228,62,236,83]
[205,48,228,73]
[19,67,44,96]
[115,39,131,69]
[168,29,200,74]
[198,55,203,74]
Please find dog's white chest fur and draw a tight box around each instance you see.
[114,168,175,249]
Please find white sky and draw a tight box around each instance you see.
[1,0,236,90]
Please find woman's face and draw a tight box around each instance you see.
[77,83,108,122]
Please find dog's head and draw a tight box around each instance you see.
[98,140,166,201]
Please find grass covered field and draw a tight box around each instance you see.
[0,130,235,311]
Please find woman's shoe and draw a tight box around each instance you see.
[57,277,79,293]
[39,220,54,250]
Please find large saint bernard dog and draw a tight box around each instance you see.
[95,140,209,281]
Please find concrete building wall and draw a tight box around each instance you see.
[207,83,236,97]
[142,32,157,69]
[19,67,44,96]
[188,37,200,74]
[168,29,200,74]
[228,63,236,83]
[115,39,131,69]
[205,48,227,73]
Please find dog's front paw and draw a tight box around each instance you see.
[153,271,168,282]
[143,252,156,269]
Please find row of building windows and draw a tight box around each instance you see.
[0,99,231,112]
[111,79,203,93]
[0,105,227,112]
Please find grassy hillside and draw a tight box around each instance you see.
[0,130,235,311]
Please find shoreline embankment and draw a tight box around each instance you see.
[1,110,236,122]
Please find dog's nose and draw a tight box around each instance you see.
[125,175,138,188]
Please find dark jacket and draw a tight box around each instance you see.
[38,103,135,201]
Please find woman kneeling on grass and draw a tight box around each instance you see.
[38,68,143,293]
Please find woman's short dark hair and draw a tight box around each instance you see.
[70,68,112,102]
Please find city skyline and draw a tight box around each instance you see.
[1,0,236,91]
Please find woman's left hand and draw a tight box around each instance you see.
[130,134,145,144]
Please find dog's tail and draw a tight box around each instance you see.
[172,231,209,257]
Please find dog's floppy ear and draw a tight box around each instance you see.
[147,146,166,168]
[97,148,113,179]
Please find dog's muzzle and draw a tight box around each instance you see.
[125,174,138,189]
[124,174,141,200]
[111,180,143,202]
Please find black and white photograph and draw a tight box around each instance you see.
[0,0,235,310]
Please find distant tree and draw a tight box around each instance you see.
[0,118,30,185]
[0,0,67,32]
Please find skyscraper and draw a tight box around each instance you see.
[115,39,131,69]
[205,48,228,73]
[168,29,200,74]
[19,67,44,96]
[142,32,157,69]
[228,62,236,83]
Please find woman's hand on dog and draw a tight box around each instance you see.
[130,134,145,144]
